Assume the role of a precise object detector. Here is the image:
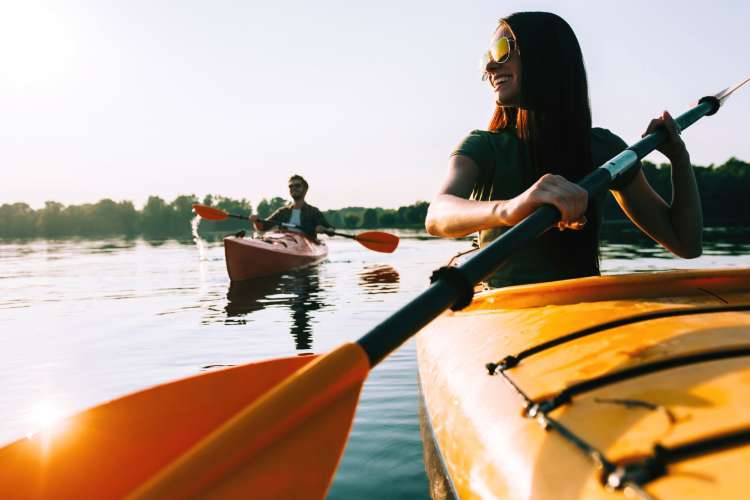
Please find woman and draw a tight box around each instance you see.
[425,11,702,288]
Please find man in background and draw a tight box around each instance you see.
[250,174,334,240]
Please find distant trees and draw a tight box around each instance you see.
[343,214,360,229]
[256,197,286,219]
[328,201,430,229]
[0,203,36,238]
[601,157,750,225]
[1,157,748,240]
[362,209,378,228]
[0,199,141,239]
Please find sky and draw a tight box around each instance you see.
[2,0,749,211]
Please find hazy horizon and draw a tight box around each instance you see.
[3,0,749,211]
[4,153,749,212]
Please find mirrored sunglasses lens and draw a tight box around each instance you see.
[490,37,510,63]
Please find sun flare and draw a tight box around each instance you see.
[26,400,68,437]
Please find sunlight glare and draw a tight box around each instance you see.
[25,401,68,438]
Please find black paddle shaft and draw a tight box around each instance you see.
[357,97,720,367]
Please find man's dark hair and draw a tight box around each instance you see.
[289,174,309,190]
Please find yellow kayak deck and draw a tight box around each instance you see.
[417,268,750,499]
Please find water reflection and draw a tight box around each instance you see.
[87,241,137,253]
[601,224,750,250]
[601,232,750,260]
[357,265,400,295]
[225,267,328,351]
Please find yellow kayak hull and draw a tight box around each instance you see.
[417,268,750,499]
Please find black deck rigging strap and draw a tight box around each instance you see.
[529,346,750,414]
[606,427,750,490]
[498,363,750,495]
[486,303,750,373]
[490,315,750,494]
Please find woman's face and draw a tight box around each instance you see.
[484,25,521,106]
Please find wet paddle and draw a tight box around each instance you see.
[192,204,399,253]
[0,80,745,499]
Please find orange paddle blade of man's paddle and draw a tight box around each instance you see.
[192,204,230,221]
[354,232,399,253]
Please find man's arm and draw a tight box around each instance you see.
[313,208,335,235]
[253,207,287,231]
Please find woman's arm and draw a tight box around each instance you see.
[425,155,589,238]
[611,111,703,258]
[425,155,504,237]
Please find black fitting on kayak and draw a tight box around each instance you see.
[535,393,572,414]
[605,445,668,491]
[499,355,519,371]
[486,355,519,375]
[429,266,474,311]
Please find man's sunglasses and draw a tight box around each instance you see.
[289,182,304,189]
[480,36,516,81]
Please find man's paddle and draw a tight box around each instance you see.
[0,80,745,499]
[192,203,399,254]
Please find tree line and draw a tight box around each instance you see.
[600,157,750,224]
[0,193,430,239]
[1,157,747,239]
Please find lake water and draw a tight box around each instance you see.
[1,227,748,498]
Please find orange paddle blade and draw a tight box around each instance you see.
[0,355,318,498]
[355,231,399,253]
[131,343,370,499]
[192,204,229,220]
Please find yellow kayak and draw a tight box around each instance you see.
[417,268,750,499]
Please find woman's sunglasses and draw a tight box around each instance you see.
[480,36,516,81]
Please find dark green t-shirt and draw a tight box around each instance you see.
[452,127,637,287]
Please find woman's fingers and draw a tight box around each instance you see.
[642,111,681,141]
[641,110,688,162]
[532,174,588,224]
[556,215,587,231]
[661,110,682,140]
[642,117,662,137]
[505,174,589,229]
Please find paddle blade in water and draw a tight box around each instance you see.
[355,231,400,253]
[192,204,229,220]
[130,342,370,499]
[0,355,317,498]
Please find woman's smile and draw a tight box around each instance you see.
[491,73,513,89]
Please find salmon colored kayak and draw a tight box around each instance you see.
[417,268,750,499]
[224,232,328,281]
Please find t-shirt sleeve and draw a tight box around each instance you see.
[451,130,494,181]
[258,207,285,230]
[315,209,333,229]
[592,128,641,191]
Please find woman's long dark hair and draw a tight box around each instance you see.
[489,11,600,277]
